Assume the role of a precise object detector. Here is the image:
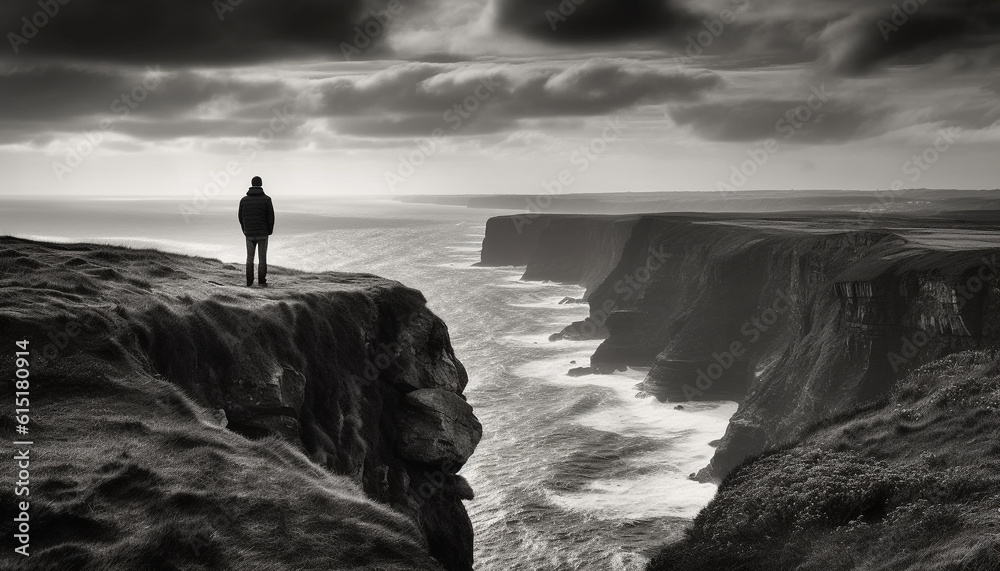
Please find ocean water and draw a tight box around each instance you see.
[1,197,736,570]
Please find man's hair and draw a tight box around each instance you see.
[252,176,263,187]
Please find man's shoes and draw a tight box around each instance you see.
[259,281,268,288]
[247,281,254,287]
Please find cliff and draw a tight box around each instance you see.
[478,214,637,295]
[647,350,1000,570]
[0,237,481,571]
[479,212,1000,482]
[478,214,639,338]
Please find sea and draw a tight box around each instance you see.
[0,196,736,571]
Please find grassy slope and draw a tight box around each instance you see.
[0,237,446,570]
[648,351,1000,571]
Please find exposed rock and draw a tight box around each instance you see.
[398,389,482,466]
[208,408,228,428]
[567,366,594,377]
[454,475,475,500]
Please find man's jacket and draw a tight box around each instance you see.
[238,187,274,236]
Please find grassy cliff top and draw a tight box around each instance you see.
[0,236,449,570]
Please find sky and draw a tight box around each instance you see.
[1,0,999,198]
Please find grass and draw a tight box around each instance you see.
[0,358,443,571]
[647,350,1000,571]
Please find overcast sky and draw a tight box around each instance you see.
[1,0,999,197]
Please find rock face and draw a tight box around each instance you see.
[480,212,1000,482]
[478,214,638,295]
[398,389,482,466]
[0,237,480,571]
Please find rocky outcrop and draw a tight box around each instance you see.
[398,389,482,466]
[0,237,480,571]
[480,212,1000,483]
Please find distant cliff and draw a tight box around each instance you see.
[0,237,480,571]
[479,212,1000,482]
[478,215,638,298]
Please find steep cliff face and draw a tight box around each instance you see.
[0,237,480,571]
[478,214,638,299]
[480,213,1000,482]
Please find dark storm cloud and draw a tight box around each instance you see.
[0,0,389,64]
[0,67,128,120]
[494,0,1000,75]
[495,0,698,43]
[0,65,298,144]
[822,0,1000,74]
[0,66,290,121]
[668,96,887,143]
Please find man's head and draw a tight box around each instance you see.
[251,176,263,187]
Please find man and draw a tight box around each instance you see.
[238,176,275,287]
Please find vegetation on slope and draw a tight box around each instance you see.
[648,351,1000,571]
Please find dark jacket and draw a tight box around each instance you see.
[238,187,274,237]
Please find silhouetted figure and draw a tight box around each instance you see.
[238,176,274,287]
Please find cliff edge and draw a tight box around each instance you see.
[0,236,481,571]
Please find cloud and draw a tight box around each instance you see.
[668,96,887,143]
[0,57,720,144]
[319,59,721,135]
[815,0,1000,74]
[0,0,390,64]
[0,65,298,145]
[491,0,1000,76]
[0,67,131,120]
